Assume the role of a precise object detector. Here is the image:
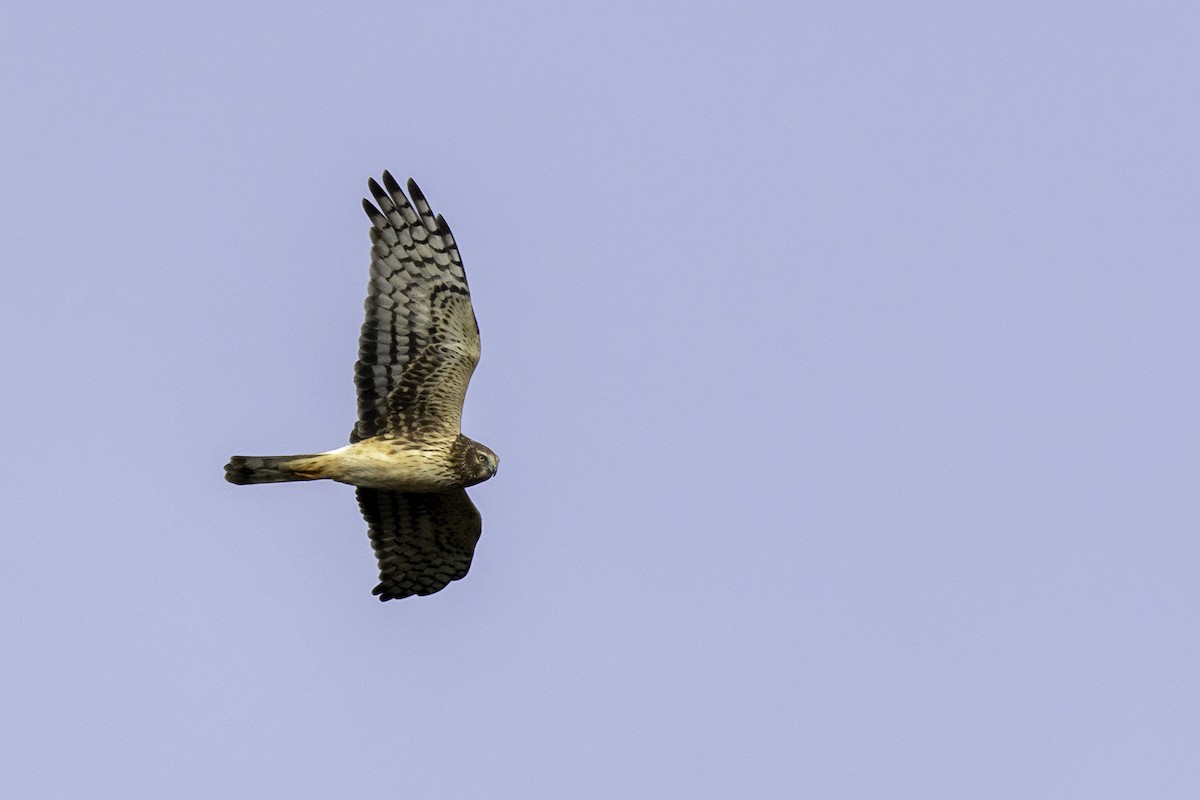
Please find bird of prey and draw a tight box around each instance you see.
[225,172,498,600]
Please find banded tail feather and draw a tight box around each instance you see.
[224,454,326,485]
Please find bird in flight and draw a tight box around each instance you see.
[225,172,498,600]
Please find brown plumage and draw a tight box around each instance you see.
[225,172,499,600]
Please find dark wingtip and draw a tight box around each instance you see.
[372,581,414,601]
[406,179,436,229]
[381,170,403,195]
[362,197,384,222]
[367,177,388,204]
[406,177,425,203]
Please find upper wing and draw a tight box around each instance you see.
[354,173,480,442]
[356,488,483,600]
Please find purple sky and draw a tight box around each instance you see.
[3,2,1199,796]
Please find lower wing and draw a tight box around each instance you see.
[356,488,483,600]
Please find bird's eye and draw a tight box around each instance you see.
[477,453,487,464]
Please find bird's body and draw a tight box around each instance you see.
[227,433,495,492]
[225,172,498,600]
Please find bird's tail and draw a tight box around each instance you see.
[224,454,327,485]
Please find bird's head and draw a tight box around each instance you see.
[457,437,499,486]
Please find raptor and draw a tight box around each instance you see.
[225,172,498,600]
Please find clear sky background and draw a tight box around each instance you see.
[3,2,1198,797]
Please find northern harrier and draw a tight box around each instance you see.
[225,173,498,600]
